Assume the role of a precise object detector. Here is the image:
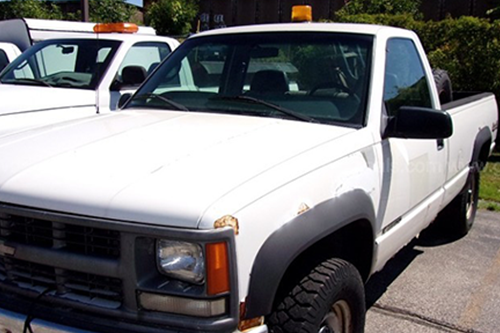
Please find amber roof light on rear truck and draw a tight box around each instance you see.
[93,23,139,33]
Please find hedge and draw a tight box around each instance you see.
[334,14,500,99]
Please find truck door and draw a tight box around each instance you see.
[379,38,447,234]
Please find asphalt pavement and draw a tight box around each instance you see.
[365,209,500,333]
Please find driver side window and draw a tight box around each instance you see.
[37,44,78,76]
[383,38,432,117]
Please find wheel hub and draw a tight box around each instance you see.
[318,300,352,333]
[465,177,476,220]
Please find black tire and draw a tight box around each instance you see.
[433,68,453,105]
[267,258,365,333]
[437,167,479,237]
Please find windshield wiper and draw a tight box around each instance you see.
[7,78,53,87]
[212,95,317,123]
[133,93,189,111]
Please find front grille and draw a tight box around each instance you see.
[0,204,238,332]
[0,255,123,309]
[0,213,120,258]
[0,210,123,309]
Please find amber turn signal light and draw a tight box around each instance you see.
[206,242,230,295]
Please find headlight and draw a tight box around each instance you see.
[157,240,205,284]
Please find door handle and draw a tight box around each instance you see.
[437,139,445,151]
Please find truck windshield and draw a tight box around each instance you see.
[0,39,120,90]
[127,32,373,127]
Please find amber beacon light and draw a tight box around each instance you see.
[292,5,313,22]
[93,22,139,33]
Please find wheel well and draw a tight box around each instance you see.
[479,141,491,170]
[271,219,373,310]
[476,140,491,170]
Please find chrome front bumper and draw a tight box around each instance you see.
[0,307,269,333]
[0,307,93,333]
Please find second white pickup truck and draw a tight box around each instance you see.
[0,21,179,119]
[0,16,497,333]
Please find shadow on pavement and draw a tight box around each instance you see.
[365,222,463,308]
[416,221,464,247]
[365,241,423,309]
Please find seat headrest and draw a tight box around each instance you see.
[122,65,147,86]
[250,70,289,94]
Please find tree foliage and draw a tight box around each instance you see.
[0,0,137,23]
[487,0,500,19]
[146,0,198,36]
[89,0,138,23]
[335,13,500,98]
[0,0,63,20]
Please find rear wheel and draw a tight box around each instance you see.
[437,167,479,237]
[267,258,365,333]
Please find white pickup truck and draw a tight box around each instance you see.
[0,42,22,72]
[0,20,179,124]
[0,20,497,333]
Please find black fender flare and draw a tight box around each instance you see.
[471,127,492,170]
[243,189,376,318]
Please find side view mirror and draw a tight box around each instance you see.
[118,93,132,109]
[385,106,453,139]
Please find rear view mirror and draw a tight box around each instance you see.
[250,47,279,58]
[385,106,453,139]
[57,45,74,54]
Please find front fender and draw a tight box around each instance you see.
[244,189,375,318]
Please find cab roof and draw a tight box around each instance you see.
[190,22,405,38]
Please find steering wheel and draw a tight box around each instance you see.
[309,81,353,96]
[60,76,80,82]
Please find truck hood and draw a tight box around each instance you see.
[0,85,95,114]
[0,110,354,228]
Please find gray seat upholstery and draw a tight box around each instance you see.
[122,65,147,86]
[250,70,289,94]
[147,62,160,75]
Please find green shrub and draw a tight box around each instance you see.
[335,13,500,98]
[427,17,500,94]
[337,0,421,17]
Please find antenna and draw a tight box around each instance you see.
[95,25,100,114]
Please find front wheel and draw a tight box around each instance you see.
[267,258,365,333]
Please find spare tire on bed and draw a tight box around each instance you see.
[433,68,453,105]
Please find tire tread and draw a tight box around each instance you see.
[267,258,365,333]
